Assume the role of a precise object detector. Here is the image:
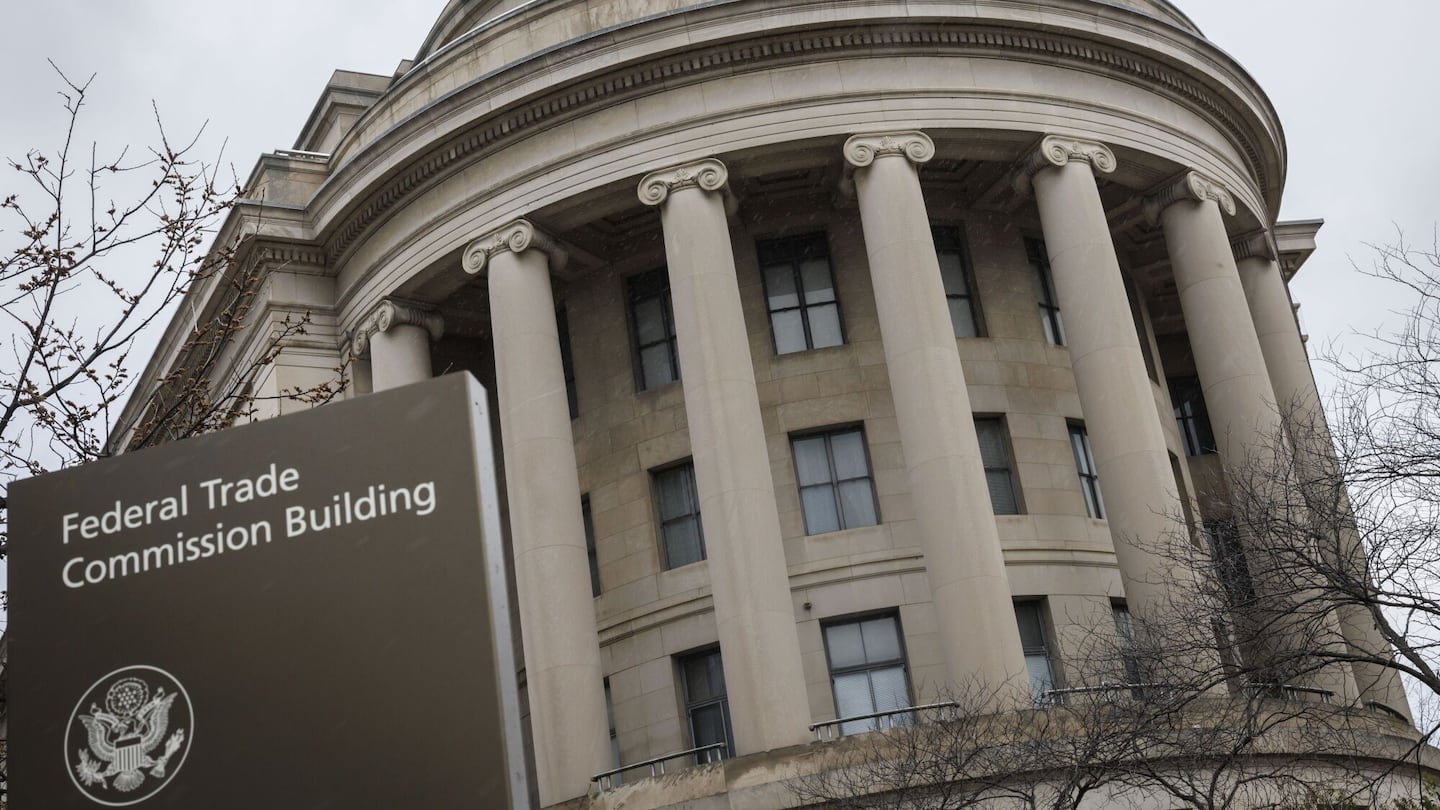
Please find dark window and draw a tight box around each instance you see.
[792,427,879,534]
[627,269,680,390]
[557,303,579,418]
[975,417,1020,514]
[1206,520,1255,610]
[757,233,844,354]
[604,678,621,783]
[1069,424,1104,519]
[824,614,912,735]
[583,495,601,596]
[1169,375,1217,456]
[933,226,981,338]
[1026,237,1065,345]
[655,462,704,569]
[1112,602,1146,691]
[1015,601,1056,702]
[1170,453,1199,547]
[680,649,733,760]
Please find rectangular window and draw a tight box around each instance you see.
[655,462,705,569]
[1014,601,1056,702]
[1069,424,1104,519]
[1112,602,1146,690]
[975,417,1020,514]
[1205,520,1255,610]
[792,427,879,535]
[1026,237,1065,345]
[757,233,844,354]
[933,226,981,338]
[824,614,912,735]
[627,269,680,390]
[557,303,579,418]
[583,495,601,596]
[680,648,734,760]
[1168,375,1217,456]
[1170,453,1199,547]
[604,678,622,784]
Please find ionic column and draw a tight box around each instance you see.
[638,160,812,754]
[352,299,441,391]
[1150,174,1355,700]
[463,221,609,805]
[1020,136,1217,679]
[1235,233,1411,718]
[844,132,1029,700]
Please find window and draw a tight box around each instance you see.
[583,495,601,596]
[1014,601,1056,702]
[1069,424,1104,519]
[1026,237,1065,345]
[627,269,679,390]
[1112,602,1146,690]
[824,614,912,735]
[680,648,733,760]
[975,417,1020,514]
[1168,376,1216,456]
[757,233,844,354]
[792,427,879,534]
[1170,453,1199,546]
[1205,520,1255,610]
[655,462,704,569]
[557,304,579,418]
[933,226,981,337]
[604,678,622,784]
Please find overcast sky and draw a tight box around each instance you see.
[1,2,1437,604]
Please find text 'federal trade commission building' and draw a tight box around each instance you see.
[117,0,1429,807]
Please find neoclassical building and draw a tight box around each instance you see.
[121,0,1428,806]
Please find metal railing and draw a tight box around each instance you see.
[1365,700,1408,721]
[1038,682,1174,705]
[808,701,959,742]
[1243,682,1335,704]
[591,741,727,791]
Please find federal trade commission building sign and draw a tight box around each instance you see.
[10,373,528,808]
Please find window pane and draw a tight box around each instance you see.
[832,672,875,719]
[975,420,1007,467]
[829,431,868,479]
[689,702,727,749]
[771,309,807,354]
[938,253,968,296]
[825,622,867,669]
[1070,430,1090,474]
[807,303,843,349]
[764,265,799,309]
[634,297,666,344]
[860,616,902,663]
[948,298,977,338]
[837,479,877,529]
[640,343,675,388]
[1015,603,1045,649]
[685,651,723,700]
[801,485,841,535]
[986,469,1018,515]
[869,665,910,713]
[800,258,836,303]
[1026,653,1055,697]
[657,468,693,520]
[664,517,704,568]
[793,437,832,486]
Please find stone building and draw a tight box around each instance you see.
[120,0,1429,806]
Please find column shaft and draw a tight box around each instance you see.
[847,133,1029,700]
[484,235,610,805]
[370,326,431,390]
[640,161,812,753]
[1239,252,1411,718]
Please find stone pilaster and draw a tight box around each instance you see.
[638,159,812,753]
[1020,135,1217,682]
[463,219,610,805]
[352,299,442,391]
[844,130,1031,701]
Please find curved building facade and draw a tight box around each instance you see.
[125,0,1427,806]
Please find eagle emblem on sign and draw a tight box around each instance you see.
[67,666,193,805]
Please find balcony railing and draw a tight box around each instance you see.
[1243,682,1335,704]
[1039,682,1177,705]
[808,701,960,742]
[591,741,727,791]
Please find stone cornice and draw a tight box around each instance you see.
[1011,135,1117,197]
[637,159,730,207]
[1230,230,1278,263]
[460,219,569,275]
[316,19,1277,267]
[842,131,935,168]
[351,299,444,358]
[1145,171,1238,222]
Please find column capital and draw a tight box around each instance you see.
[843,131,935,168]
[352,298,443,357]
[637,158,730,207]
[1012,135,1117,197]
[462,219,569,276]
[1145,171,1237,221]
[1231,229,1278,263]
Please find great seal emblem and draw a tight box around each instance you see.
[66,665,194,806]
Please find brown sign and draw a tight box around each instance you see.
[10,373,528,808]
